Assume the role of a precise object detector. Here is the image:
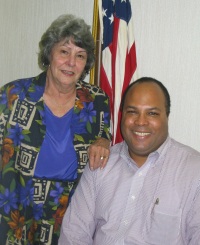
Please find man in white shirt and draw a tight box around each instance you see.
[59,77,200,245]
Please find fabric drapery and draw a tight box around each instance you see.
[98,0,138,144]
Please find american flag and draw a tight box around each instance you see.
[98,0,137,144]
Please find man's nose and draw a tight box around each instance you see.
[135,114,148,125]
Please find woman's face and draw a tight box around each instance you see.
[48,39,87,89]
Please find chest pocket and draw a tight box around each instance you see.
[143,204,182,245]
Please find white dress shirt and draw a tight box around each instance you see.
[59,137,200,245]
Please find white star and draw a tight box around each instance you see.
[121,0,126,2]
[102,8,107,17]
[109,14,114,24]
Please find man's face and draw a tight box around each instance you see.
[121,82,169,166]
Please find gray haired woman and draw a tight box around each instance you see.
[0,14,111,244]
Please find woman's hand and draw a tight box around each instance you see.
[87,138,110,170]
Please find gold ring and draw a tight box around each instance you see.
[100,156,104,160]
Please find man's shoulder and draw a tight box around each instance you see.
[106,142,128,167]
[92,142,131,183]
[110,142,125,154]
[170,138,200,158]
[168,138,200,177]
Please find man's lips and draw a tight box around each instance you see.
[134,131,151,137]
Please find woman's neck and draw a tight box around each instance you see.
[43,78,76,117]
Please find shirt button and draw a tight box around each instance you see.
[123,220,128,225]
[138,171,143,176]
[131,195,135,200]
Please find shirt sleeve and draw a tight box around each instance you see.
[58,163,98,245]
[187,180,200,244]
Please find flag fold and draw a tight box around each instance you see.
[99,0,137,144]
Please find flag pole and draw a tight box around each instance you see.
[90,0,101,85]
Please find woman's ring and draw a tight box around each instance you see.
[100,156,105,160]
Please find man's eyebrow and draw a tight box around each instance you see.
[124,105,137,109]
[147,107,161,110]
[125,106,161,111]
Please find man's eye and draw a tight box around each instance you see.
[148,112,159,116]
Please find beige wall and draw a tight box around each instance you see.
[0,0,94,83]
[1,0,200,151]
[132,0,200,151]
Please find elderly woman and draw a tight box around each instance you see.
[0,14,111,244]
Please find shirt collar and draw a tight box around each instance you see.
[121,135,171,168]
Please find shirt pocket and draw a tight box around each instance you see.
[143,206,182,245]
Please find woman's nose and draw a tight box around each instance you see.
[67,54,76,67]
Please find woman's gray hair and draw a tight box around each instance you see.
[38,14,95,80]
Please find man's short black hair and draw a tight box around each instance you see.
[121,77,171,116]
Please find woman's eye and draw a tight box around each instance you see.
[61,50,68,54]
[77,54,86,60]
